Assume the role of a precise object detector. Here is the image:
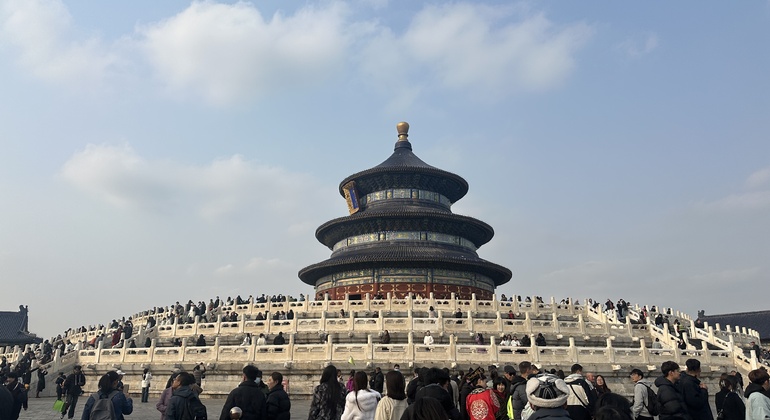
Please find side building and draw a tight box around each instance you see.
[299,122,512,300]
[0,305,42,349]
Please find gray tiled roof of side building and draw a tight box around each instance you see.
[701,310,770,341]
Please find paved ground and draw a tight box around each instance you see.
[19,396,311,420]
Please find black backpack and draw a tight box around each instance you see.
[641,384,661,416]
[181,394,208,420]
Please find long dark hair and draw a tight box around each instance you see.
[319,365,344,413]
[98,371,120,394]
[354,370,372,411]
[386,371,406,400]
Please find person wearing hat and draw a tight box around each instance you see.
[466,372,498,420]
[462,368,487,420]
[525,373,571,420]
[220,365,266,420]
[115,369,125,393]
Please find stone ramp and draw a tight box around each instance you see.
[19,396,311,420]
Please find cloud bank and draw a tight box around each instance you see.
[60,143,328,222]
[0,0,593,105]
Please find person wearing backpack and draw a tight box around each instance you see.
[564,364,597,420]
[166,372,207,420]
[629,368,657,420]
[81,371,133,420]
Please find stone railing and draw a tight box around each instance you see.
[67,333,738,369]
[150,310,641,341]
[50,295,763,365]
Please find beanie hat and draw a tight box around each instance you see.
[526,373,569,408]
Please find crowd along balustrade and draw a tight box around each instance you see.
[7,294,764,381]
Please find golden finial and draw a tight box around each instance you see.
[396,122,410,141]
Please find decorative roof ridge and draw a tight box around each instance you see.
[701,310,770,318]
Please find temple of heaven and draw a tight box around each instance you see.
[299,122,512,300]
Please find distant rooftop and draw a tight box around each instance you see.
[0,305,42,347]
[701,310,770,341]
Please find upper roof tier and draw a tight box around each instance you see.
[338,122,469,203]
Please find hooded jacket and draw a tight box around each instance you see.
[564,373,596,420]
[745,383,770,420]
[509,376,529,420]
[653,376,691,420]
[166,385,206,420]
[631,379,654,419]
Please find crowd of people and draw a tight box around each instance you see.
[296,358,770,420]
[2,293,769,420]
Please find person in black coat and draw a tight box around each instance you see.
[265,372,290,420]
[220,365,267,420]
[415,368,461,420]
[715,375,744,420]
[54,372,66,400]
[5,372,27,420]
[372,367,385,394]
[679,359,713,420]
[654,361,692,420]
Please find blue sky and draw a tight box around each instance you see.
[1,0,768,339]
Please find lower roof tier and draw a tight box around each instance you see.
[298,245,512,287]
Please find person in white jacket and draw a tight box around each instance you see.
[745,369,770,420]
[423,332,434,346]
[342,371,381,420]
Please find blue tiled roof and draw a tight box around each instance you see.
[701,310,770,341]
[0,306,42,346]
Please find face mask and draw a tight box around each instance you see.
[255,378,261,384]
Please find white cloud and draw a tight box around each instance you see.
[746,167,770,189]
[0,0,121,87]
[1,1,593,105]
[617,32,659,59]
[699,166,770,211]
[137,1,351,105]
[59,143,331,222]
[358,4,593,103]
[704,191,770,211]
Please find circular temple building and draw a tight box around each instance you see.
[299,122,512,300]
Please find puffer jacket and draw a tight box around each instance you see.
[509,377,528,420]
[654,376,692,420]
[266,383,290,420]
[341,390,381,420]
